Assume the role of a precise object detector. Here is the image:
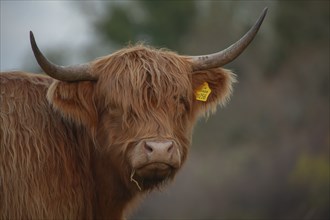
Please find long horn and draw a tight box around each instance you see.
[190,7,268,71]
[30,31,96,81]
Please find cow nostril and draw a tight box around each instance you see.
[167,144,174,153]
[144,144,153,153]
[144,141,174,155]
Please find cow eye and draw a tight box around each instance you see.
[172,95,190,112]
[179,96,190,112]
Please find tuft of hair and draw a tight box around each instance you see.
[92,44,193,124]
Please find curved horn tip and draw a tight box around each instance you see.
[259,7,268,22]
[29,31,96,82]
[29,31,34,40]
[30,31,41,59]
[29,31,37,49]
[263,7,268,14]
[190,7,268,71]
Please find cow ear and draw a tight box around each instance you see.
[47,81,98,129]
[191,68,236,117]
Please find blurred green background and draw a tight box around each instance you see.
[1,1,329,219]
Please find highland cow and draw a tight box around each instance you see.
[0,8,267,219]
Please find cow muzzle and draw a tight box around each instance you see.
[130,139,181,189]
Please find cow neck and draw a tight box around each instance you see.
[91,150,136,219]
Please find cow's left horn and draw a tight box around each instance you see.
[30,31,97,82]
[190,7,268,71]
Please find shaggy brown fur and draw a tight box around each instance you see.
[0,45,236,219]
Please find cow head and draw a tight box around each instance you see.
[31,8,267,191]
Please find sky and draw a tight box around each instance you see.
[0,1,95,71]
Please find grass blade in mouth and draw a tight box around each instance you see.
[130,169,142,191]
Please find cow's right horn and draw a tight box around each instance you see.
[30,31,97,82]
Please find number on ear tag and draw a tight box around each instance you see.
[195,82,211,102]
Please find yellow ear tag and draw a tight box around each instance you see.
[195,82,212,102]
